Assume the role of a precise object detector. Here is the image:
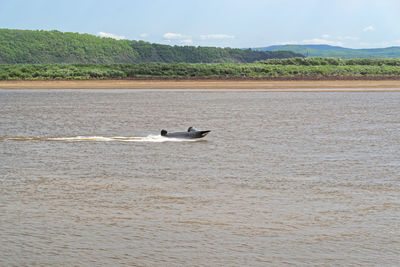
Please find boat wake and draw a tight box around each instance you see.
[0,135,202,143]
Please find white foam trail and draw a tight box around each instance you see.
[48,136,115,141]
[0,135,202,143]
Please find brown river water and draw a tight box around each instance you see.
[0,89,399,266]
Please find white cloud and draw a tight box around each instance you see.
[162,32,234,44]
[163,32,185,39]
[163,32,193,45]
[181,39,193,44]
[277,34,353,47]
[363,25,375,32]
[200,34,235,40]
[280,34,356,47]
[98,32,126,40]
[301,38,344,47]
[139,33,148,38]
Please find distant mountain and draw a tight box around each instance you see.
[0,29,302,64]
[254,44,400,59]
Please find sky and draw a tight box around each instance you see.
[1,0,400,48]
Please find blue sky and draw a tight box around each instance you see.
[1,0,400,48]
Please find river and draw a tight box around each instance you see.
[1,89,399,266]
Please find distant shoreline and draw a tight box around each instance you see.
[1,79,400,91]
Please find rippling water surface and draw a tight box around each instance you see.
[1,89,399,266]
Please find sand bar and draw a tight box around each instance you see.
[1,79,400,91]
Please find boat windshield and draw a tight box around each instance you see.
[188,126,198,132]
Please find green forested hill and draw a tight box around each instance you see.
[254,44,400,59]
[0,29,301,64]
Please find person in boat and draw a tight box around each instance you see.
[161,127,197,136]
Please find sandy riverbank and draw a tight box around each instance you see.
[1,79,400,91]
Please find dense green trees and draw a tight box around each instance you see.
[0,29,137,64]
[0,29,301,64]
[1,58,400,80]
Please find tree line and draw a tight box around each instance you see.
[0,29,301,64]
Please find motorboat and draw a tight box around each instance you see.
[161,127,210,139]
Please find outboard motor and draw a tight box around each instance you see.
[161,129,167,136]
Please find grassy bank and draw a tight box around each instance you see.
[1,58,400,80]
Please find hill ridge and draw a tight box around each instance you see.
[0,28,301,64]
[254,44,400,59]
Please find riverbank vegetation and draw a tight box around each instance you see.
[1,58,400,80]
